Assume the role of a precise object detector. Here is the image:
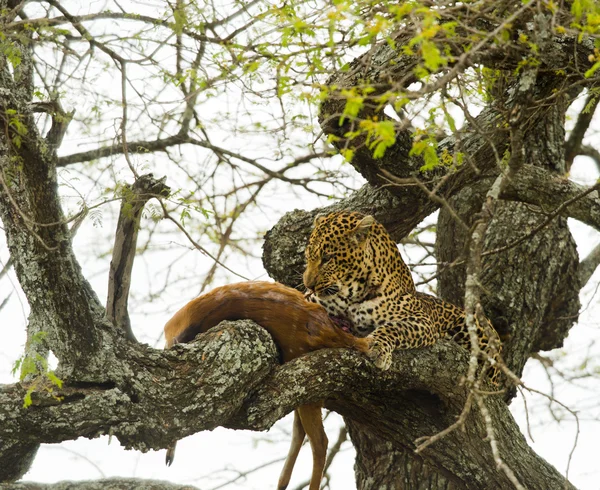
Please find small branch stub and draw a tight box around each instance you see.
[106,174,170,341]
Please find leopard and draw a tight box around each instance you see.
[303,211,502,384]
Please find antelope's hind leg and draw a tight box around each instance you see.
[278,409,307,490]
[297,403,327,490]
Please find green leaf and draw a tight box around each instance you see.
[340,88,366,122]
[571,0,596,20]
[341,148,354,162]
[359,119,397,159]
[421,40,444,71]
[585,60,600,78]
[47,371,63,389]
[23,389,33,408]
[410,137,440,172]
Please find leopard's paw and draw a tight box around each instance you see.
[366,339,392,371]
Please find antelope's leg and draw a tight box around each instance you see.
[297,403,328,490]
[165,442,177,466]
[277,409,307,490]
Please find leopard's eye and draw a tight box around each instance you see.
[321,253,333,264]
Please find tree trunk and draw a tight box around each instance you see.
[262,16,590,490]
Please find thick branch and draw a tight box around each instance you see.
[4,479,199,490]
[579,144,600,171]
[263,164,600,291]
[0,321,574,489]
[1,48,114,376]
[0,321,278,482]
[499,165,600,231]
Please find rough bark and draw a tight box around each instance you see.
[436,77,581,378]
[3,479,200,490]
[0,45,114,379]
[437,198,580,376]
[0,321,278,482]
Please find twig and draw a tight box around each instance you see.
[0,256,13,280]
[414,391,474,453]
[159,200,250,281]
[484,181,600,259]
[118,60,139,179]
[0,292,12,313]
[516,381,581,489]
[517,385,535,443]
[476,395,526,490]
[379,169,470,233]
[579,145,600,171]
[578,241,600,287]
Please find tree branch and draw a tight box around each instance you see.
[565,92,600,169]
[3,479,200,489]
[106,174,170,341]
[498,165,600,231]
[0,321,278,482]
[263,164,600,295]
[1,39,114,376]
[579,242,600,287]
[56,134,191,167]
[579,144,600,172]
[0,321,575,489]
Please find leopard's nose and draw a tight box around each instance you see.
[303,268,316,290]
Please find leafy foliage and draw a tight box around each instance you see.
[12,332,63,408]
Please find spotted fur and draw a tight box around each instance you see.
[303,211,501,383]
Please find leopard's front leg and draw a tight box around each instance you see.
[366,328,396,370]
[364,301,439,371]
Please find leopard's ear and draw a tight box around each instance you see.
[313,214,328,227]
[351,215,375,243]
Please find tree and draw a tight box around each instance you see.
[1,0,599,488]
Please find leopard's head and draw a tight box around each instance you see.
[303,212,376,311]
